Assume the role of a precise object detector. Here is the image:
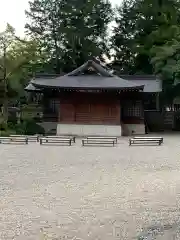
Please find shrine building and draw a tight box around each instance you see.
[25,60,160,136]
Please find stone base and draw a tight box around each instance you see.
[57,124,122,137]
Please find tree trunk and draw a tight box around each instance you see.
[2,45,8,126]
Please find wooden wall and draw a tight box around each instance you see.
[59,93,120,125]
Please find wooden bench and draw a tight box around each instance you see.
[133,136,163,143]
[40,137,72,146]
[28,135,40,142]
[86,136,118,143]
[45,135,76,143]
[10,135,39,142]
[0,136,28,144]
[129,136,163,146]
[82,138,116,147]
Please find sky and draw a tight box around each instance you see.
[0,0,120,36]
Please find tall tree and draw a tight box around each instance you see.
[150,28,180,105]
[111,0,137,74]
[134,0,180,73]
[25,0,112,73]
[0,24,43,124]
[111,0,180,74]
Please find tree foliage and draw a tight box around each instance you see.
[0,24,44,123]
[25,0,113,73]
[111,0,180,75]
[111,0,137,74]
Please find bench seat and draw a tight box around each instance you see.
[82,138,116,146]
[45,135,76,143]
[0,137,28,144]
[133,136,163,143]
[86,136,117,143]
[40,137,72,146]
[10,135,39,142]
[129,137,163,146]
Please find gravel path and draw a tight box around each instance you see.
[0,135,180,239]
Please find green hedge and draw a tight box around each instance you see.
[0,130,16,137]
[0,120,45,136]
[16,120,45,135]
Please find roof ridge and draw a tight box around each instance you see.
[67,60,113,77]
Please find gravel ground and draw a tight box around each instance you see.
[0,134,180,239]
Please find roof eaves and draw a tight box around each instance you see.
[30,81,144,91]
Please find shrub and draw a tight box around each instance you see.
[22,120,45,135]
[15,123,26,135]
[8,122,17,130]
[0,120,45,136]
[0,130,10,137]
[8,117,17,125]
[0,129,16,137]
[0,122,8,131]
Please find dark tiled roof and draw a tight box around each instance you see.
[120,75,162,92]
[25,60,144,91]
[30,75,144,90]
[120,75,157,80]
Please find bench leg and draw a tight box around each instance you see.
[129,140,131,146]
[40,139,42,145]
[26,139,28,144]
[69,140,72,146]
[82,141,84,146]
